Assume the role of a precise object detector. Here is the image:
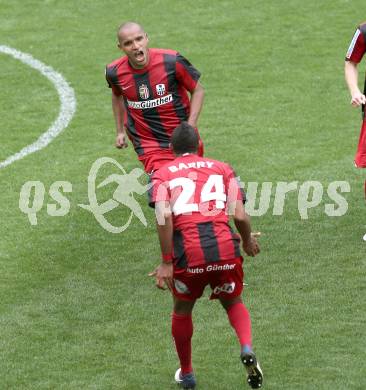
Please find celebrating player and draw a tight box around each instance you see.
[149,122,263,389]
[345,22,366,167]
[345,21,366,240]
[105,22,204,174]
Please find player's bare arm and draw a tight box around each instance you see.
[344,60,366,107]
[187,81,204,128]
[149,201,174,291]
[233,200,260,257]
[111,90,128,148]
[150,261,173,291]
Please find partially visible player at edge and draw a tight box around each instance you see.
[149,122,263,389]
[105,22,204,174]
[344,21,366,240]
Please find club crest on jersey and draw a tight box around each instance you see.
[139,84,150,100]
[156,83,166,96]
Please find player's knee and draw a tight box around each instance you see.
[173,298,195,314]
[219,295,242,311]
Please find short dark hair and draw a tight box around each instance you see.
[117,22,145,41]
[171,122,199,154]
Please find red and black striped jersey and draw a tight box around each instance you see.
[151,154,246,268]
[346,22,366,63]
[106,48,201,158]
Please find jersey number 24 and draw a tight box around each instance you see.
[169,174,227,215]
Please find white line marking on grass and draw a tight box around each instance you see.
[0,45,76,169]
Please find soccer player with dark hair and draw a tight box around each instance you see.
[149,122,263,389]
[345,21,366,240]
[105,22,204,174]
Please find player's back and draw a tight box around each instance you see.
[153,153,244,268]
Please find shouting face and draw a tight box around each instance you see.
[118,23,149,69]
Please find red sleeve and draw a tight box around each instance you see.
[346,25,366,63]
[175,53,201,92]
[224,164,246,204]
[149,169,170,208]
[105,65,123,96]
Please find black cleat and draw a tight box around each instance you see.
[174,368,196,389]
[240,351,263,389]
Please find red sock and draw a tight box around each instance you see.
[226,302,252,348]
[172,312,193,374]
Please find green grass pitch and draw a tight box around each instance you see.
[0,0,365,388]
